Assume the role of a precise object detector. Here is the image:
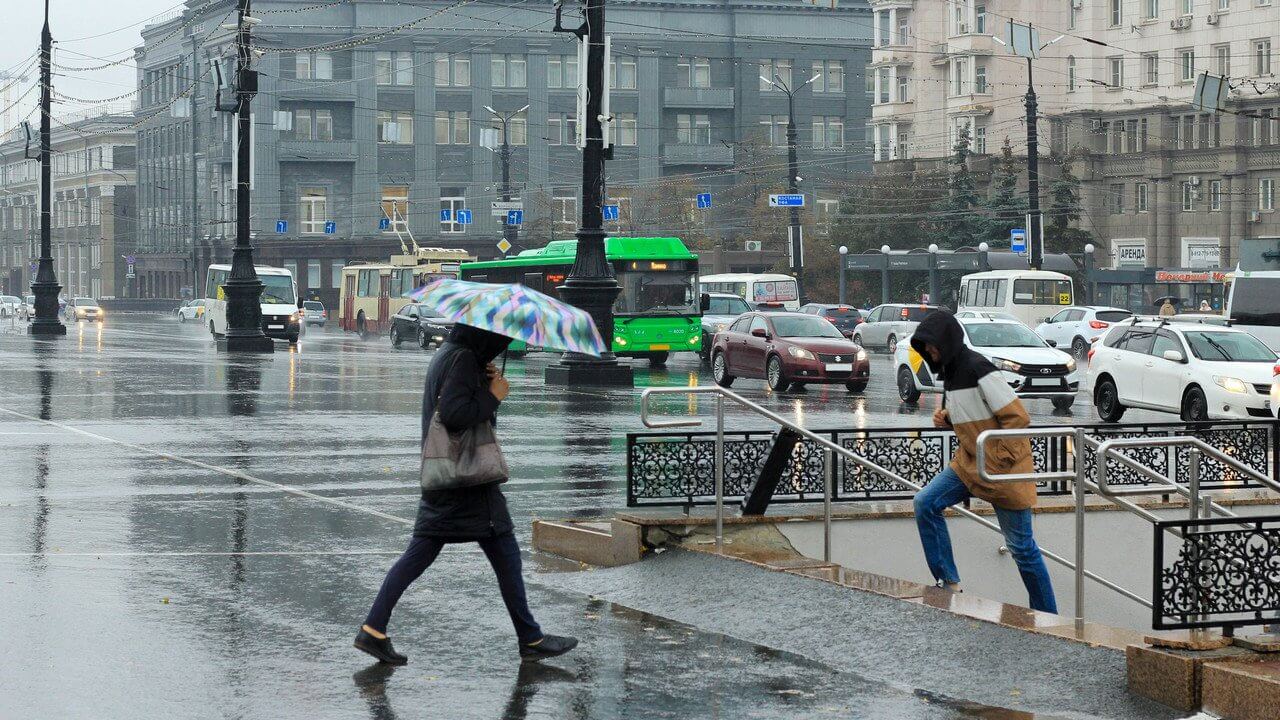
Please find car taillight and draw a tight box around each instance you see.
[1274,361,1280,376]
[1089,320,1109,329]
[1087,348,1096,361]
[322,311,327,318]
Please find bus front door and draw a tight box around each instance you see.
[378,274,391,332]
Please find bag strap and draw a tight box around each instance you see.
[432,346,467,406]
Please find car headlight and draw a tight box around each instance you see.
[714,322,728,333]
[993,357,1022,373]
[1214,375,1249,394]
[856,349,868,361]
[788,346,816,360]
[1065,357,1076,372]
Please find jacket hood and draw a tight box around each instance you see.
[449,323,512,364]
[909,310,964,376]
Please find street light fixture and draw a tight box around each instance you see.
[486,105,530,256]
[759,71,823,304]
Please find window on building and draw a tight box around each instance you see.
[1180,0,1193,14]
[975,64,987,93]
[1069,0,1079,28]
[1209,180,1223,211]
[491,54,527,88]
[896,72,909,102]
[897,12,910,44]
[307,260,321,289]
[875,10,891,46]
[1068,56,1076,91]
[812,60,844,93]
[434,111,469,145]
[547,55,579,89]
[1144,0,1159,18]
[760,59,792,91]
[975,5,987,33]
[293,108,335,141]
[434,54,470,86]
[496,116,528,146]
[1140,54,1158,86]
[1109,57,1124,88]
[375,52,413,85]
[1136,183,1149,212]
[377,111,413,144]
[299,187,327,234]
[1256,39,1273,75]
[553,194,577,227]
[1125,119,1139,152]
[676,114,711,144]
[381,186,409,232]
[547,113,577,146]
[677,57,711,88]
[952,58,969,95]
[875,67,891,104]
[1181,181,1196,211]
[609,113,637,146]
[1262,178,1276,211]
[440,193,466,233]
[974,124,987,154]
[330,259,344,289]
[611,55,636,90]
[1218,0,1230,8]
[811,116,845,149]
[759,115,787,146]
[1179,49,1196,82]
[1110,0,1123,26]
[1109,184,1125,214]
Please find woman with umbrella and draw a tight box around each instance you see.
[355,279,604,666]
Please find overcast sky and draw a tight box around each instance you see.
[1,0,180,130]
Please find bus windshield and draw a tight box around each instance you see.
[260,275,296,304]
[614,270,697,315]
[1230,278,1280,327]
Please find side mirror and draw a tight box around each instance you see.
[1046,340,1058,348]
[1042,317,1052,324]
[699,292,711,312]
[1162,349,1185,363]
[750,328,768,339]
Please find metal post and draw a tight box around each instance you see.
[823,447,833,563]
[1073,427,1086,634]
[837,246,847,305]
[714,392,724,553]
[29,0,65,336]
[786,88,803,304]
[1025,55,1043,272]
[500,129,515,253]
[880,268,889,304]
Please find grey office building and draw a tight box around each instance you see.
[134,0,871,308]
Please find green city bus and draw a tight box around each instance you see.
[460,237,701,365]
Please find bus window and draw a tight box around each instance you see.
[392,268,414,298]
[1012,279,1072,305]
[1230,277,1280,326]
[357,269,371,297]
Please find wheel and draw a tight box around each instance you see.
[178,312,186,323]
[390,325,402,347]
[699,334,712,365]
[648,351,669,367]
[846,380,868,393]
[897,365,921,403]
[287,333,299,345]
[766,355,788,392]
[209,320,217,336]
[711,351,734,388]
[1051,396,1075,411]
[418,327,429,349]
[1182,386,1209,422]
[1094,377,1126,423]
[887,334,898,354]
[1071,336,1088,359]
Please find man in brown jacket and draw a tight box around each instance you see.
[909,311,1057,613]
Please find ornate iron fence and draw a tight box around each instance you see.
[626,420,1279,508]
[1153,514,1280,633]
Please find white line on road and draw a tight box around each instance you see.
[0,550,408,557]
[0,405,414,527]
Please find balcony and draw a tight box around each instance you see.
[278,139,359,162]
[661,143,733,166]
[663,87,735,109]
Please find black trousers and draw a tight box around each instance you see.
[364,531,543,644]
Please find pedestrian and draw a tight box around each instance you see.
[355,323,578,665]
[1159,299,1176,317]
[1199,300,1212,312]
[908,311,1057,614]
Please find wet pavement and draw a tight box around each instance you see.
[0,315,1163,719]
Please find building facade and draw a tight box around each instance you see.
[133,0,871,308]
[0,109,137,299]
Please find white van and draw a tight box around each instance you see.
[204,264,301,343]
[699,273,800,311]
[1225,268,1280,352]
[957,269,1074,328]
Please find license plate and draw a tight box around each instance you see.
[825,363,853,372]
[1026,377,1058,388]
[268,324,284,330]
[649,344,670,351]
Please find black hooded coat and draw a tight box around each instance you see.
[413,324,515,539]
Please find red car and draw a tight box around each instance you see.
[710,311,870,392]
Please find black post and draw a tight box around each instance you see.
[546,0,633,386]
[500,125,516,254]
[786,88,803,304]
[1025,56,1043,272]
[218,0,272,353]
[29,0,65,336]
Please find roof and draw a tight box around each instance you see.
[961,269,1073,280]
[464,237,696,270]
[700,273,796,282]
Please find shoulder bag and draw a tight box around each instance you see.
[419,351,510,491]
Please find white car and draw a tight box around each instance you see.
[0,295,20,318]
[176,299,206,323]
[852,303,939,354]
[895,318,1081,411]
[1034,306,1133,358]
[1089,320,1278,422]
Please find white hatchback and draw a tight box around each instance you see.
[1034,306,1132,358]
[1089,320,1278,422]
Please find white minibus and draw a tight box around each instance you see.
[957,269,1074,327]
[699,273,800,311]
[204,264,301,343]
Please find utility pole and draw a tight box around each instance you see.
[218,0,272,352]
[546,0,632,386]
[761,71,820,305]
[485,104,528,254]
[1024,56,1042,272]
[29,0,65,336]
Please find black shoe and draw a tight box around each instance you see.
[519,634,578,663]
[354,628,408,666]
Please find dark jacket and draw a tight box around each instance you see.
[414,325,514,539]
[909,310,1036,510]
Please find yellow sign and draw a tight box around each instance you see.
[217,285,226,301]
[1058,292,1071,304]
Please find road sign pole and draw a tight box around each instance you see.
[786,88,804,304]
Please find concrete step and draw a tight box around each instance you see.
[1201,658,1280,720]
[531,518,644,567]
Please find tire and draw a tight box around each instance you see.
[1071,336,1088,359]
[287,333,299,345]
[1182,386,1210,422]
[887,334,898,354]
[1094,377,1126,423]
[851,332,863,349]
[846,380,868,393]
[699,334,712,365]
[648,351,670,367]
[766,355,788,392]
[712,351,734,388]
[390,326,402,347]
[178,313,186,323]
[418,327,430,349]
[897,365,921,403]
[1051,396,1075,411]
[209,320,217,336]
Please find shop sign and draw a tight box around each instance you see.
[1113,241,1147,268]
[1182,239,1221,269]
[1154,270,1229,283]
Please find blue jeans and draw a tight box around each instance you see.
[913,467,1058,614]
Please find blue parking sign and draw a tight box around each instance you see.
[275,220,287,233]
[457,209,472,225]
[378,217,390,231]
[324,221,336,234]
[696,193,712,209]
[602,204,619,221]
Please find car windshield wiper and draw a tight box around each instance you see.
[1200,334,1233,360]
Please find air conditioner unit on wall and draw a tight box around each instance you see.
[1170,17,1191,30]
[1206,13,1218,24]
[744,240,763,252]
[1249,211,1262,223]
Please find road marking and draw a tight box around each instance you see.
[0,550,410,557]
[0,405,414,527]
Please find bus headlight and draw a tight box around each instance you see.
[688,335,700,345]
[615,336,628,346]
[788,346,816,360]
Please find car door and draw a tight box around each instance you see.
[1113,328,1156,404]
[393,304,415,336]
[1039,308,1072,345]
[723,316,751,374]
[861,307,885,347]
[741,315,771,377]
[1143,330,1188,411]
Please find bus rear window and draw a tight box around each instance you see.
[1012,279,1072,305]
[752,280,797,303]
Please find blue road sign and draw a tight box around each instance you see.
[378,217,390,231]
[276,220,288,234]
[1010,228,1027,254]
[324,221,336,234]
[696,193,712,209]
[602,204,620,221]
[506,209,524,225]
[769,194,805,207]
[440,209,452,222]
[457,209,473,225]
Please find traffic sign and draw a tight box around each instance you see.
[324,221,336,234]
[769,194,805,207]
[378,217,390,231]
[602,204,620,221]
[491,201,523,216]
[456,209,473,225]
[696,193,712,209]
[440,209,452,222]
[497,238,512,254]
[506,209,523,225]
[276,220,288,234]
[1010,228,1027,254]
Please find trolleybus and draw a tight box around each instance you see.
[338,247,474,337]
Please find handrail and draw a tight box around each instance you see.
[1096,435,1280,498]
[642,387,1149,610]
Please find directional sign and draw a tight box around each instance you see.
[1010,228,1027,254]
[378,217,390,231]
[497,238,512,254]
[602,204,620,221]
[126,255,136,264]
[456,209,473,225]
[506,209,523,225]
[276,220,288,234]
[440,209,452,222]
[491,201,523,216]
[696,193,712,209]
[324,221,337,235]
[769,194,805,208]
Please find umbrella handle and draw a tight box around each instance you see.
[502,348,508,374]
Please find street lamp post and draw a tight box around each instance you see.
[1083,242,1096,304]
[761,71,821,305]
[485,104,529,255]
[29,0,65,336]
[927,243,940,305]
[879,244,891,305]
[838,245,848,305]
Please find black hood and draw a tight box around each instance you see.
[449,323,512,364]
[909,310,964,377]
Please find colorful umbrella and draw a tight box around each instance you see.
[409,278,607,357]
